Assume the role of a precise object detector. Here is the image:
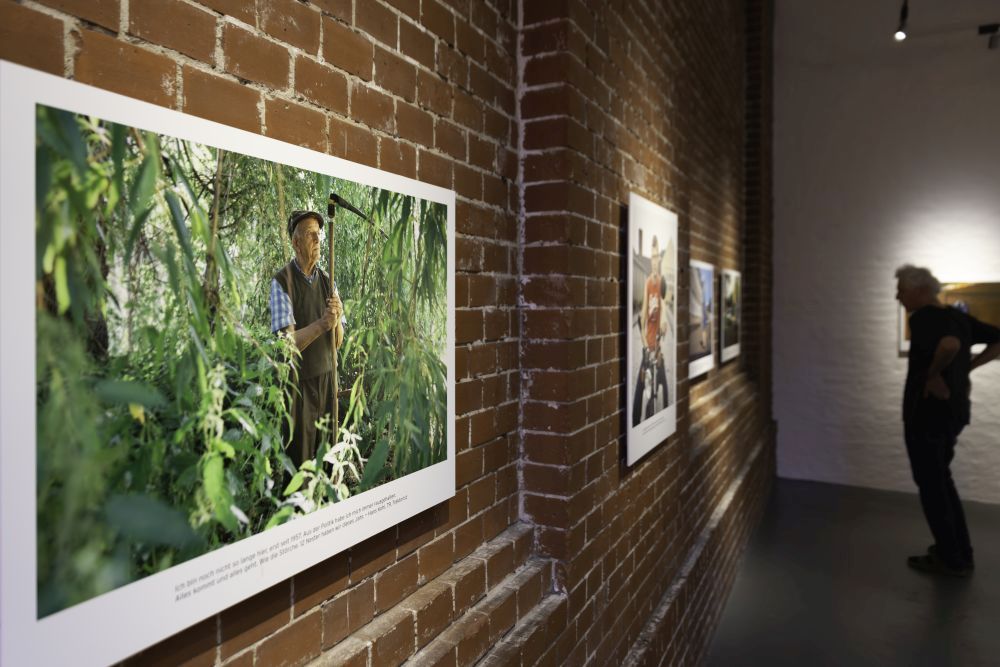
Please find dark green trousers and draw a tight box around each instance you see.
[288,371,336,467]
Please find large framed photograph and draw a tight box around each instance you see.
[0,61,456,666]
[721,269,741,363]
[689,260,716,379]
[898,281,1000,356]
[626,193,678,465]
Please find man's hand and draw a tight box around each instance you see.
[924,373,951,400]
[322,293,343,331]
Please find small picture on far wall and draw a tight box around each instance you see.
[689,260,715,379]
[721,269,741,362]
[898,282,1000,356]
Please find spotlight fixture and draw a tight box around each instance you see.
[979,23,999,50]
[894,0,909,41]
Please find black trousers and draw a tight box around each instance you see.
[632,349,668,427]
[903,413,973,567]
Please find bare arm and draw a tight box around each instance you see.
[289,319,329,352]
[971,341,1000,372]
[289,295,344,352]
[924,335,960,399]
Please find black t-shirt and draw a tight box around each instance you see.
[904,305,1000,426]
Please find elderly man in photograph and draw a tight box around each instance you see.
[270,210,345,467]
[896,264,1000,576]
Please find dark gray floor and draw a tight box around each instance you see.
[706,478,1000,667]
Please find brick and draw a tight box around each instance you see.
[437,45,467,85]
[398,507,440,557]
[294,552,348,616]
[375,45,417,102]
[356,0,398,46]
[351,527,396,582]
[385,0,419,20]
[255,611,322,667]
[321,592,349,649]
[481,592,516,644]
[37,0,117,31]
[318,637,369,667]
[401,583,453,647]
[416,69,452,116]
[457,613,490,665]
[418,149,452,190]
[295,56,349,114]
[75,29,176,108]
[453,91,484,133]
[452,561,486,615]
[219,583,290,659]
[322,16,373,80]
[455,14,484,61]
[467,475,495,515]
[379,137,417,178]
[0,3,63,76]
[201,0,256,25]
[434,120,466,161]
[260,0,321,53]
[455,514,484,560]
[468,135,495,171]
[418,534,454,583]
[330,117,378,167]
[422,0,454,44]
[223,23,290,88]
[400,20,435,69]
[129,0,215,63]
[397,101,434,145]
[455,444,484,486]
[265,98,327,151]
[351,82,395,133]
[355,609,416,666]
[485,544,515,589]
[182,66,260,133]
[347,578,376,633]
[375,553,419,612]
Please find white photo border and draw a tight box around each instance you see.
[0,61,456,667]
[626,193,678,466]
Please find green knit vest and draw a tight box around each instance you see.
[273,261,333,380]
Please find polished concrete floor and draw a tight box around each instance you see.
[707,478,1000,667]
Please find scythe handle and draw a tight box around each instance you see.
[327,193,338,443]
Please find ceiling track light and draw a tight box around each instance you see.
[979,23,1000,50]
[894,0,909,41]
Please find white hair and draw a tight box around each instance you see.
[895,264,941,295]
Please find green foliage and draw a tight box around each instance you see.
[34,105,448,617]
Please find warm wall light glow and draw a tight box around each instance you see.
[894,30,907,41]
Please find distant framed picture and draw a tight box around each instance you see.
[626,193,678,465]
[689,261,716,379]
[1,61,455,666]
[721,269,741,362]
[898,281,1000,356]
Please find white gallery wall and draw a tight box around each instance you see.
[773,0,1000,503]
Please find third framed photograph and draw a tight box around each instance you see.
[626,193,678,465]
[721,268,741,362]
[689,260,715,379]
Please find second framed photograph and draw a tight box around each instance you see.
[689,261,716,379]
[721,269,742,362]
[626,193,678,465]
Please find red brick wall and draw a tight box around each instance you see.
[517,0,774,663]
[2,0,773,664]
